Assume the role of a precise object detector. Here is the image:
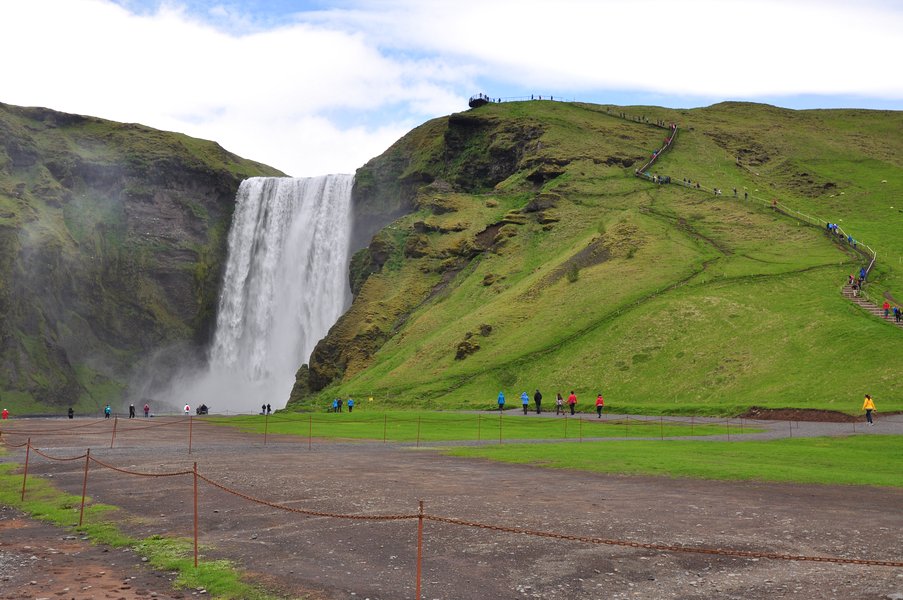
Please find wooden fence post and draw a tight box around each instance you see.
[20,438,31,501]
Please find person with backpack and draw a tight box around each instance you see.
[497,391,505,412]
[347,398,354,413]
[520,391,530,415]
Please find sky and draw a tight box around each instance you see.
[2,0,902,177]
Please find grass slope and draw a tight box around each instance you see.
[292,101,902,416]
[443,435,903,487]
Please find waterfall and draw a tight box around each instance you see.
[176,175,353,412]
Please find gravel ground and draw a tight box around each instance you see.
[1,415,901,600]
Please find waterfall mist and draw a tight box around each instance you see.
[170,175,353,413]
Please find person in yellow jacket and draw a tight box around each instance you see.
[862,394,876,425]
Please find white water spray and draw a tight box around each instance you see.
[175,175,353,412]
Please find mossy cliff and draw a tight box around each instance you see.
[290,101,903,414]
[0,102,282,411]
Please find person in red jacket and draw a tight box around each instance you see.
[567,391,577,416]
[595,394,604,418]
[883,301,890,319]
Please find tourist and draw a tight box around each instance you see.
[521,391,530,415]
[595,394,604,418]
[533,389,542,414]
[567,391,577,415]
[894,306,901,323]
[497,391,505,412]
[862,394,876,425]
[332,398,338,413]
[883,301,890,319]
[104,404,111,419]
[68,407,74,419]
[129,403,136,418]
[262,403,266,415]
[347,398,354,413]
[266,403,272,415]
[337,398,343,413]
[184,404,190,415]
[1,408,8,420]
[144,403,150,417]
[556,392,563,415]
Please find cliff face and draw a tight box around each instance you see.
[0,103,283,410]
[290,106,559,402]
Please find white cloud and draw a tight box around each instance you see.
[1,0,901,176]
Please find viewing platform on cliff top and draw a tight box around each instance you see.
[468,93,492,108]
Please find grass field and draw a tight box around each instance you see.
[442,435,903,487]
[211,411,749,442]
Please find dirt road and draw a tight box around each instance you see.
[1,417,901,599]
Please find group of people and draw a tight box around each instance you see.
[499,391,606,417]
[330,398,355,412]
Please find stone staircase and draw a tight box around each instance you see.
[842,285,903,328]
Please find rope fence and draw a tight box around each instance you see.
[7,436,901,598]
[2,412,897,455]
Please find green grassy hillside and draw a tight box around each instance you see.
[289,101,902,416]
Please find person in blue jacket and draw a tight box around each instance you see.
[521,391,530,415]
[497,391,505,412]
[347,398,354,413]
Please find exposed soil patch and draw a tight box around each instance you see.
[0,507,186,599]
[740,407,858,422]
[1,417,901,600]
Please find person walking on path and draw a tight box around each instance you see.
[184,404,191,415]
[129,403,136,418]
[567,391,577,415]
[104,404,111,419]
[862,394,876,425]
[332,398,338,413]
[497,391,505,412]
[883,301,890,319]
[266,403,272,415]
[533,389,543,414]
[895,306,901,323]
[1,408,8,420]
[595,394,604,418]
[144,403,150,417]
[68,407,74,419]
[347,398,354,413]
[556,393,563,415]
[521,392,530,415]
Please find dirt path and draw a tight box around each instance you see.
[1,417,902,599]
[0,505,187,599]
